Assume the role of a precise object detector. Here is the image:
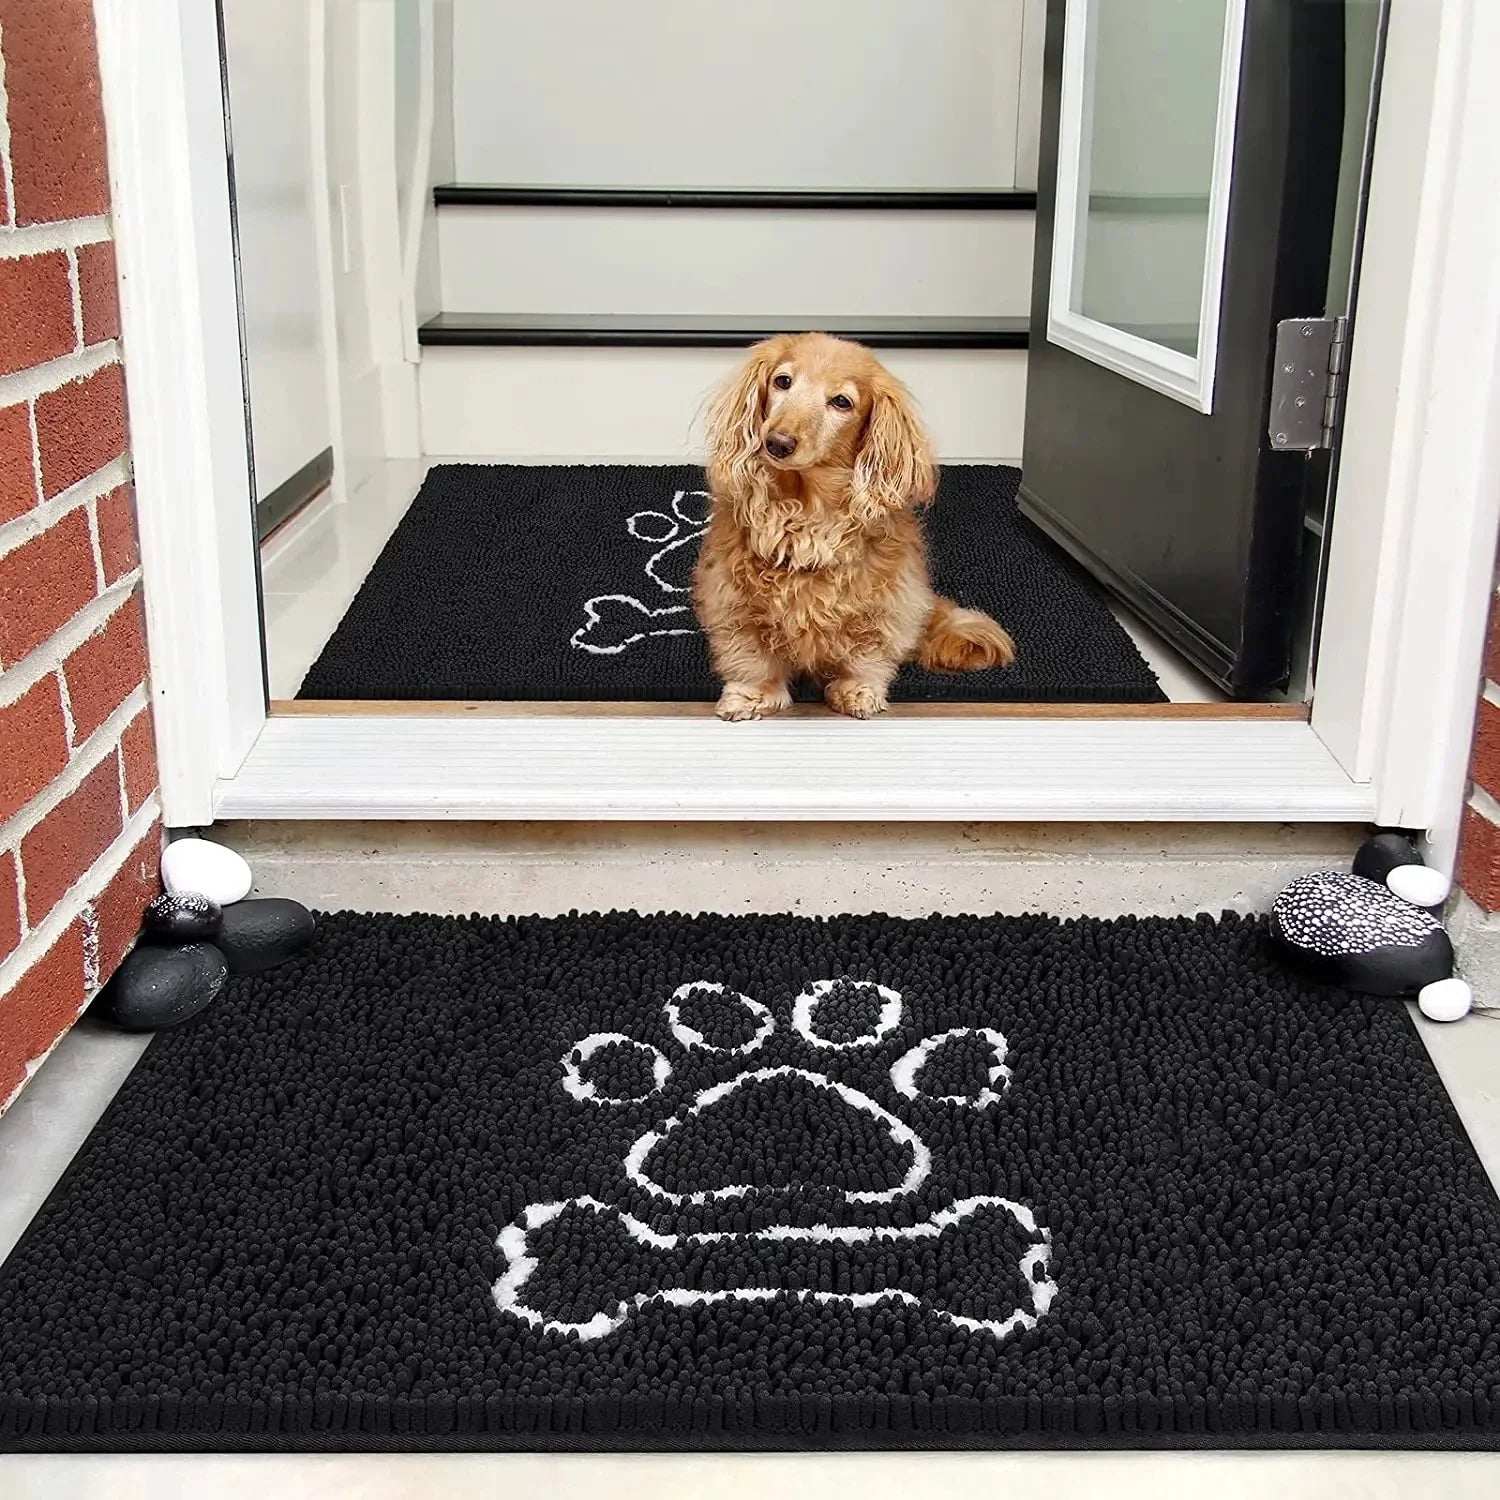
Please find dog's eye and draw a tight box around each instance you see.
[772,373,793,390]
[829,393,854,411]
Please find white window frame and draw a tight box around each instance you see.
[1046,0,1246,413]
[96,0,1500,874]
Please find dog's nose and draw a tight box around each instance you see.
[764,431,798,460]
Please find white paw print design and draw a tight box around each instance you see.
[493,979,1057,1343]
[570,488,711,656]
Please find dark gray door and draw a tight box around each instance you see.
[1019,0,1357,696]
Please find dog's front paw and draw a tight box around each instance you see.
[716,683,790,722]
[825,680,889,719]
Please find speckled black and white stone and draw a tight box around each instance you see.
[1270,872,1454,996]
[1274,872,1436,953]
[140,891,222,945]
[1,910,1497,1452]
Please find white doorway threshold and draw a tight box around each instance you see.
[214,711,1372,823]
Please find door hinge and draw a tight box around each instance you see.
[1268,316,1348,452]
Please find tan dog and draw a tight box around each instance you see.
[693,333,1016,720]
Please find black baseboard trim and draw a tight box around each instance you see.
[256,447,333,540]
[434,184,1038,212]
[418,314,1031,351]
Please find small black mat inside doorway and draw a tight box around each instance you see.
[2,909,1498,1452]
[295,464,1165,703]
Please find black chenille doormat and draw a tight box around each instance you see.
[2,912,1499,1452]
[295,465,1165,703]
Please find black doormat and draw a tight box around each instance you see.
[2,911,1498,1452]
[295,465,1165,703]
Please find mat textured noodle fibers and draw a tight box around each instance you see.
[2,910,1499,1452]
[295,465,1165,703]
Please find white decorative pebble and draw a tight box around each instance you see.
[1386,865,1452,909]
[1418,977,1472,1023]
[161,838,252,906]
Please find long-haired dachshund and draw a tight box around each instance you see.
[693,333,1016,720]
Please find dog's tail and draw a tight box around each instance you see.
[915,596,1017,673]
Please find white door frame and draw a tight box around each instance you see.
[1309,0,1500,870]
[93,0,268,829]
[97,0,1500,861]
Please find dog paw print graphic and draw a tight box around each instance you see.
[570,488,711,656]
[493,978,1057,1342]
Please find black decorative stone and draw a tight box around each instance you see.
[92,943,227,1032]
[215,897,316,975]
[141,891,222,945]
[1351,829,1423,883]
[1270,870,1453,996]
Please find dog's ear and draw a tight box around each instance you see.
[852,372,937,522]
[705,337,786,495]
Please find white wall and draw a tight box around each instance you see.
[319,0,425,491]
[221,0,333,499]
[451,0,1027,190]
[393,0,424,240]
[413,0,453,328]
[320,0,387,494]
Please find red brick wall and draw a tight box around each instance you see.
[1458,588,1500,911]
[0,0,161,1109]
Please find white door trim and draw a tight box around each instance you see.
[1310,0,1500,871]
[94,0,267,828]
[1045,0,1245,413]
[104,0,1495,835]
